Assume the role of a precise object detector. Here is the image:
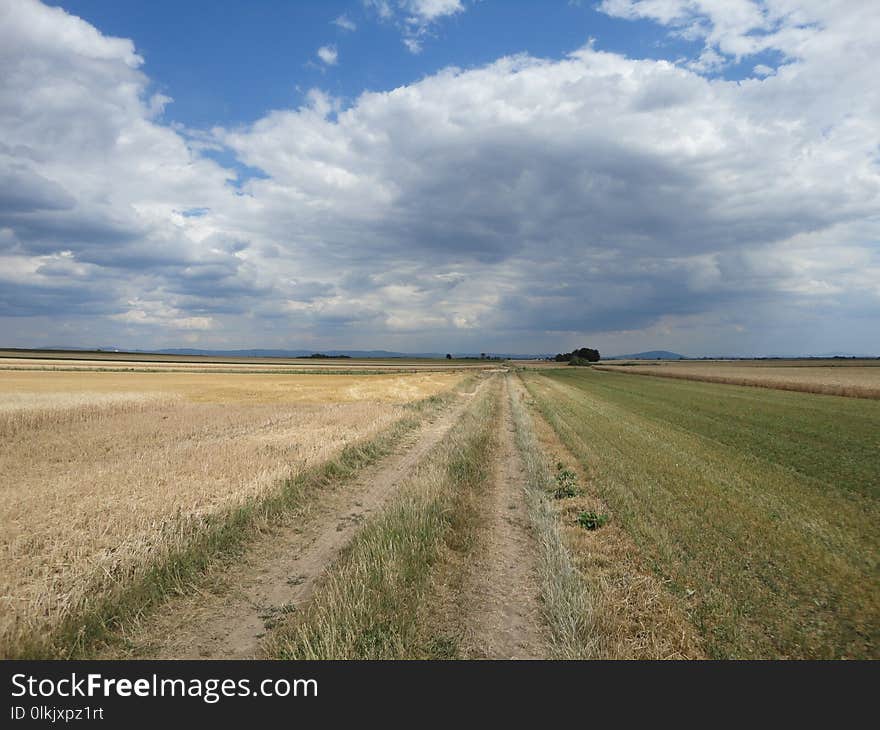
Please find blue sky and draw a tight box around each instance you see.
[48,1,697,128]
[1,1,878,356]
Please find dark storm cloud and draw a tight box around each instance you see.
[0,278,118,317]
[1,211,144,254]
[0,165,76,214]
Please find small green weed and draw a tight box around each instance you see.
[577,511,608,530]
[553,464,579,498]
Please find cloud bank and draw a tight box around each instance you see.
[0,0,878,355]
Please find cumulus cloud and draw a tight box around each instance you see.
[316,44,338,65]
[0,0,259,338]
[1,0,878,355]
[598,0,865,75]
[405,0,464,23]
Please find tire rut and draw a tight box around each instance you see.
[460,375,548,659]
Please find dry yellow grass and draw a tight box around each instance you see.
[0,369,463,656]
[595,361,880,398]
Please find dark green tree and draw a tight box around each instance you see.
[555,346,600,364]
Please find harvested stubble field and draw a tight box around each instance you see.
[0,367,465,657]
[595,359,880,398]
[0,350,496,374]
[520,367,880,659]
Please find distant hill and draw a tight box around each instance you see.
[158,348,427,359]
[27,346,548,360]
[606,350,685,360]
[157,348,546,359]
[815,352,878,359]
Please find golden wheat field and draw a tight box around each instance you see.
[0,368,464,656]
[595,360,880,398]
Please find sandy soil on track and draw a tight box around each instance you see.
[106,377,488,659]
[459,376,547,659]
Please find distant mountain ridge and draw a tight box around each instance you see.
[159,348,551,359]
[160,348,428,359]
[30,346,549,360]
[606,350,685,360]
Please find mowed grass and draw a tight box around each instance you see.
[522,368,880,659]
[0,369,467,658]
[509,376,704,659]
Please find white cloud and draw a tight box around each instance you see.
[405,0,464,23]
[0,0,142,67]
[332,14,357,31]
[364,0,394,20]
[598,0,878,74]
[0,0,257,334]
[1,0,878,355]
[403,37,423,54]
[111,300,214,331]
[365,0,466,54]
[687,47,726,72]
[316,45,338,65]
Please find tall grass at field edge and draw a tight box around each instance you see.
[507,375,598,658]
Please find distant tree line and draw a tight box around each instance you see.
[554,347,600,365]
[308,353,352,359]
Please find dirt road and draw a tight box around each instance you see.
[109,377,488,659]
[459,375,547,658]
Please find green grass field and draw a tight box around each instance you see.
[521,368,879,659]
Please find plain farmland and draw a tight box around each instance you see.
[520,367,879,659]
[1,354,877,660]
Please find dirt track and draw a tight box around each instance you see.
[105,372,552,660]
[108,378,488,659]
[459,376,547,658]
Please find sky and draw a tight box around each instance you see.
[0,0,878,356]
